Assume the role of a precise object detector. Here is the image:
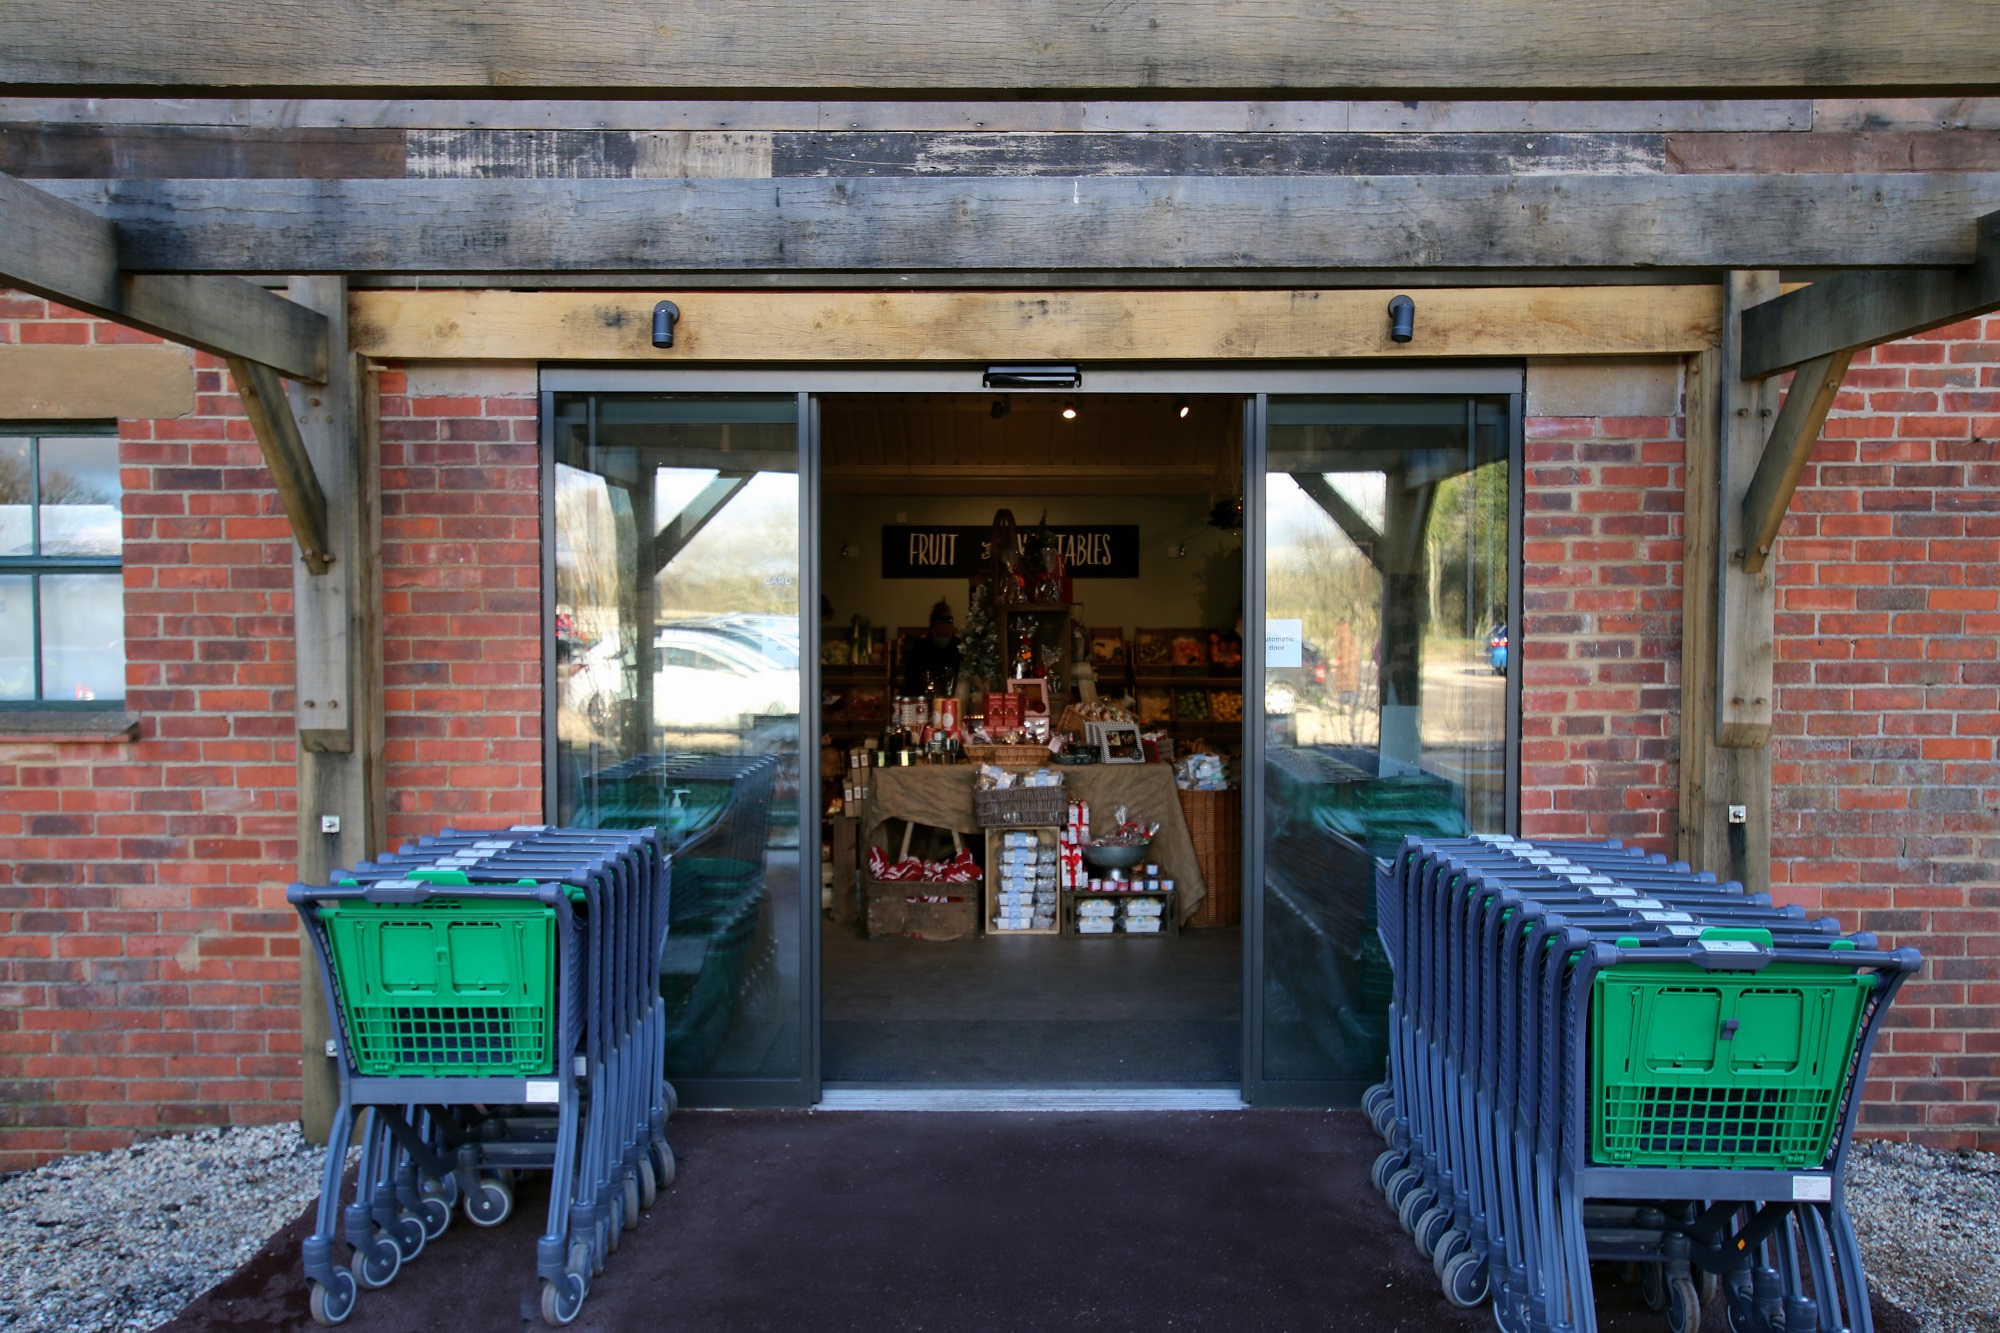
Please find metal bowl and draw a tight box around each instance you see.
[1082,841,1151,873]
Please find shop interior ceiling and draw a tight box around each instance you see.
[820,393,1241,496]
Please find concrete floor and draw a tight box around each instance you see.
[821,922,1243,1083]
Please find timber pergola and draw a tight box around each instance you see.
[3,2,1999,1134]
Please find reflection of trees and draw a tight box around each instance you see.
[1423,464,1509,639]
[655,500,797,619]
[1268,505,1381,744]
[0,452,114,506]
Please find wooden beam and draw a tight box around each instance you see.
[0,95,1816,134]
[1738,350,1855,576]
[0,343,192,417]
[285,276,386,1145]
[650,474,749,575]
[225,356,333,576]
[1715,272,1784,751]
[3,1,1997,92]
[351,287,1723,363]
[1680,338,1774,896]
[39,173,2000,274]
[1740,210,2000,378]
[1290,473,1384,570]
[0,170,327,382]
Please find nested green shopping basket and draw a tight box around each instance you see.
[318,892,567,1078]
[1589,936,1874,1169]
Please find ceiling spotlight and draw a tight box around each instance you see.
[990,396,1011,420]
[1061,402,1078,421]
[1175,399,1192,420]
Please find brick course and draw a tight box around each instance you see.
[2,294,1996,1163]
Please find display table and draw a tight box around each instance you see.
[862,762,1209,922]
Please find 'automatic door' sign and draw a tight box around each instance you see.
[880,525,1140,579]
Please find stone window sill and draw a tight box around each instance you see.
[0,709,142,743]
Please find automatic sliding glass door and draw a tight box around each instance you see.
[545,392,816,1106]
[1247,395,1518,1104]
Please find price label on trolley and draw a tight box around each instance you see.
[525,1080,561,1104]
[1792,1176,1833,1202]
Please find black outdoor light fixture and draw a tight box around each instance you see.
[652,300,681,349]
[1387,295,1416,344]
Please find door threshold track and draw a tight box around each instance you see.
[815,1086,1246,1111]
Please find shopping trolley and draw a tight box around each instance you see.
[1365,835,1920,1333]
[290,823,674,1327]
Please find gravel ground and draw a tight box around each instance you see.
[1850,1139,2000,1333]
[0,1124,334,1333]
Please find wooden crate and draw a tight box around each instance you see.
[1177,787,1243,928]
[865,879,980,940]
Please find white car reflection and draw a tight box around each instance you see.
[653,628,799,729]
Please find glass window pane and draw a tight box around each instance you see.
[553,394,803,1090]
[0,438,32,556]
[38,435,122,557]
[41,572,125,702]
[0,575,32,700]
[1260,397,1509,1085]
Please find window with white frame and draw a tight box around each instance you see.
[0,428,124,705]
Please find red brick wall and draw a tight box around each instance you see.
[1519,317,2000,1149]
[0,295,539,1169]
[1768,316,2000,1147]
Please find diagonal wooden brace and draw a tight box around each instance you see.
[227,355,334,575]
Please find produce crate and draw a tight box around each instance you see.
[1590,959,1873,1169]
[972,785,1068,828]
[318,896,564,1077]
[1177,787,1242,928]
[864,880,980,940]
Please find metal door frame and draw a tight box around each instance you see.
[540,363,1523,1109]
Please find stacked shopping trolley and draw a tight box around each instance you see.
[289,825,677,1327]
[1361,835,1919,1333]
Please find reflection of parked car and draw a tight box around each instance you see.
[1487,623,1508,676]
[561,626,629,733]
[1264,641,1332,715]
[653,628,799,729]
[664,614,799,668]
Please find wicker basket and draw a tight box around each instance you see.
[973,785,1069,828]
[963,742,1053,768]
[1177,787,1242,927]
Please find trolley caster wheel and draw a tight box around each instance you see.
[464,1176,514,1228]
[1397,1186,1435,1235]
[649,1139,676,1189]
[1699,1271,1719,1306]
[1371,1101,1397,1140]
[623,1171,640,1230]
[1643,1263,1668,1311]
[1362,1083,1390,1117]
[308,1270,358,1326]
[591,1220,607,1276]
[1432,1228,1469,1277]
[1667,1275,1702,1333]
[637,1154,657,1210]
[1385,1167,1422,1212]
[416,1181,454,1239]
[1371,1149,1404,1195]
[664,1082,679,1119]
[349,1235,402,1290]
[1414,1204,1454,1259]
[1442,1251,1490,1308]
[388,1212,426,1262]
[540,1276,587,1327]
